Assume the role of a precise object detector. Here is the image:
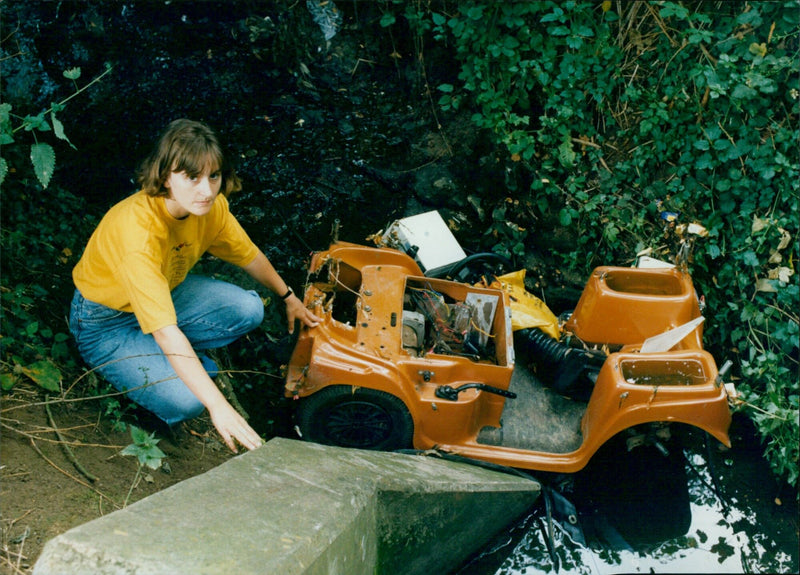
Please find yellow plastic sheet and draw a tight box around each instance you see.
[488,270,560,339]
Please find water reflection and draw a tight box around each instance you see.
[457,424,798,574]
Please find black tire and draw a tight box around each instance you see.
[296,385,414,451]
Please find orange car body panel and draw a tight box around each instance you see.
[285,242,732,473]
[563,266,704,347]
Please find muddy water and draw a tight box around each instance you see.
[456,417,798,574]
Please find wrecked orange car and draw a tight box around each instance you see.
[285,236,734,474]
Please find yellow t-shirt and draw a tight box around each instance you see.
[73,191,259,334]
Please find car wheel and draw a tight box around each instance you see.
[296,385,414,451]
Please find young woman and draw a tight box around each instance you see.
[69,119,321,452]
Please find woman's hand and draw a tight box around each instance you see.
[153,325,263,453]
[208,401,263,453]
[284,293,322,334]
[241,252,323,334]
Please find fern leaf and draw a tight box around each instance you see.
[30,143,56,189]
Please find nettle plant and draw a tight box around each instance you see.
[0,65,111,189]
[425,1,798,486]
[121,425,167,506]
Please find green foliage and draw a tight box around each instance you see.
[29,142,56,189]
[0,180,96,391]
[91,378,134,432]
[121,425,166,506]
[427,1,799,486]
[17,359,63,392]
[121,425,166,470]
[0,65,112,189]
[740,350,800,487]
[487,198,529,258]
[1,50,110,400]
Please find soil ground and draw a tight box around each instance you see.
[1,382,236,574]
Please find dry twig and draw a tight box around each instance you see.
[0,420,122,449]
[44,399,98,483]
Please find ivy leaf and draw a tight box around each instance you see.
[768,266,794,283]
[466,6,483,20]
[566,35,583,49]
[20,359,62,393]
[742,250,760,267]
[695,153,713,170]
[557,138,576,167]
[660,2,689,19]
[719,195,736,213]
[379,12,396,27]
[776,229,792,251]
[25,321,39,337]
[30,143,56,188]
[751,216,769,233]
[755,278,778,293]
[731,84,757,100]
[540,8,564,23]
[715,179,731,192]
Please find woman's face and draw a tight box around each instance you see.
[163,164,222,219]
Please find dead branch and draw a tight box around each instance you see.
[44,399,98,483]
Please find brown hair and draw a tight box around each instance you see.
[136,119,242,197]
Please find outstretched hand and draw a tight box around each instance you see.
[208,402,263,453]
[284,293,322,334]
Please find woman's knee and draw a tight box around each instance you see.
[236,290,264,331]
[175,278,263,339]
[220,289,263,335]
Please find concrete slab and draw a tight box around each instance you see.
[33,437,540,575]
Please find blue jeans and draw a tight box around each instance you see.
[69,275,264,425]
